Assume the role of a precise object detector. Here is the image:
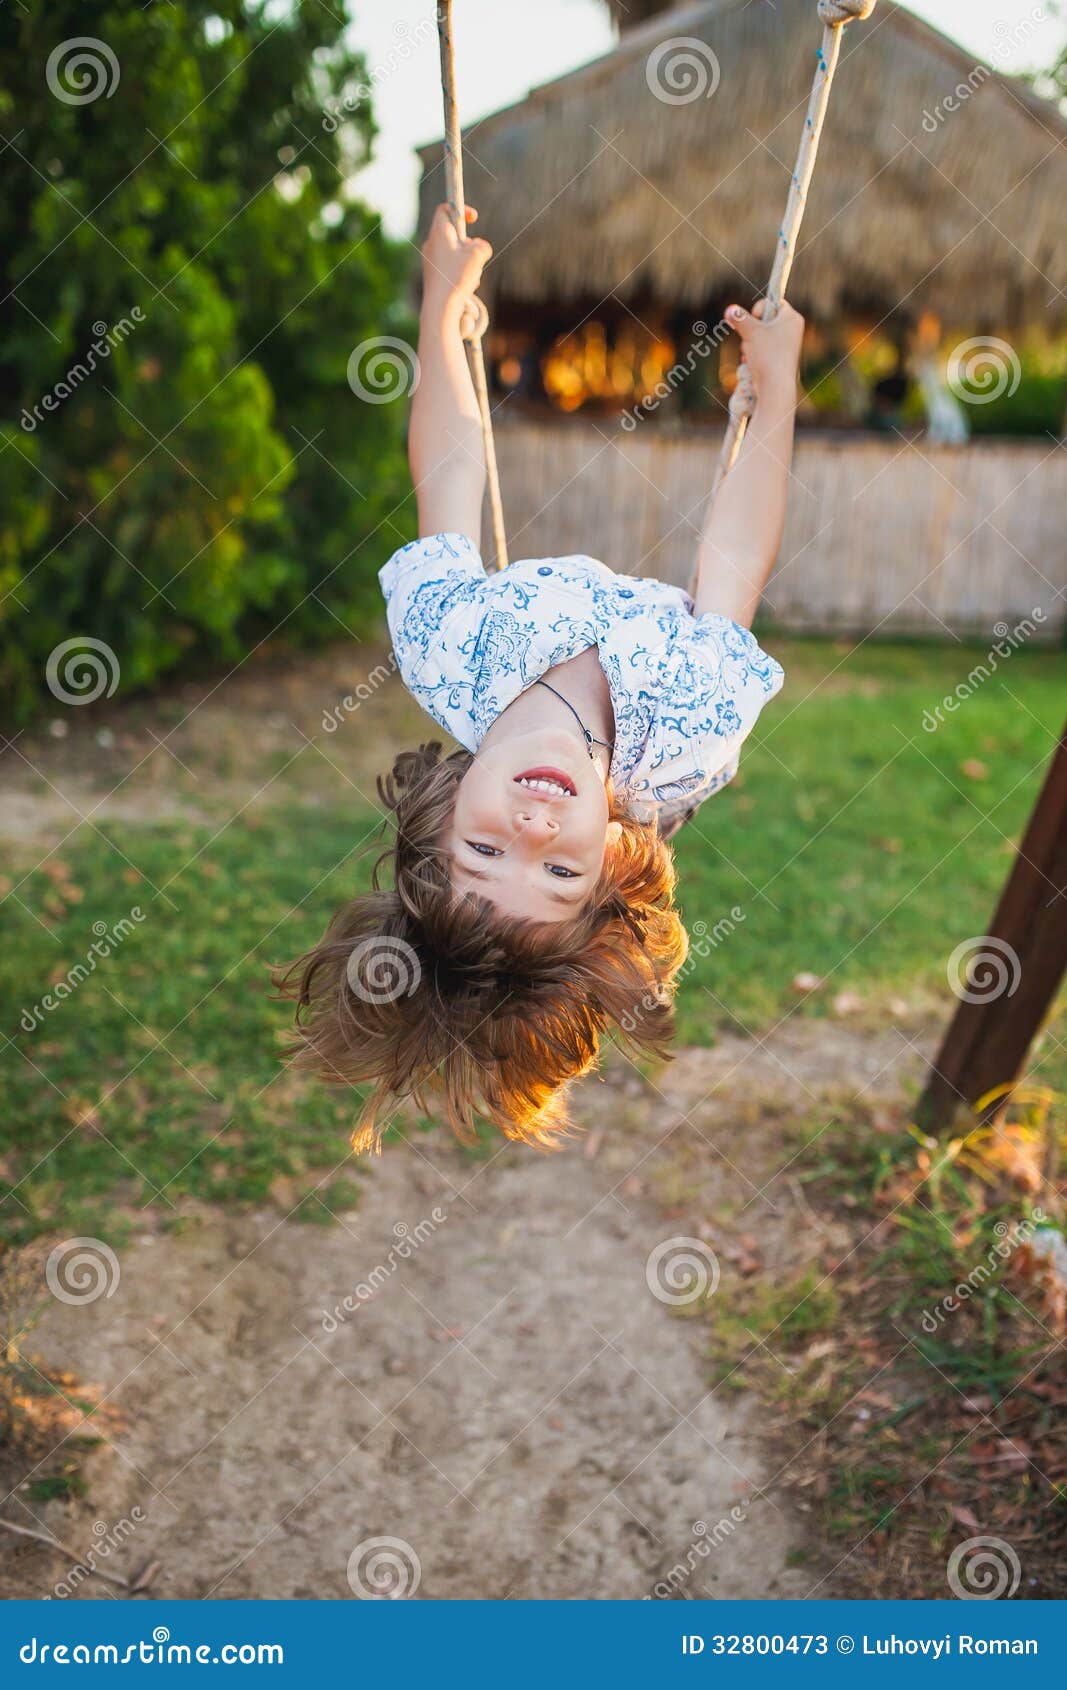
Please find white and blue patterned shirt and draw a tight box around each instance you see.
[379,533,784,831]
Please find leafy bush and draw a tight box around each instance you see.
[0,1,414,720]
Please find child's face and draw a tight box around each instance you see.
[447,732,618,924]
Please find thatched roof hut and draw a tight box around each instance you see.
[418,0,1067,336]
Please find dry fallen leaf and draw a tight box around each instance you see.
[62,1099,101,1133]
[951,1505,982,1532]
[833,991,863,1016]
[959,1394,994,1415]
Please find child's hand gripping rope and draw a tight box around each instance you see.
[724,297,805,407]
[421,203,493,350]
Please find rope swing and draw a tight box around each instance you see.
[436,0,509,569]
[434,0,880,566]
[712,0,879,498]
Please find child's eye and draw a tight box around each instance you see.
[465,841,502,857]
[546,864,579,878]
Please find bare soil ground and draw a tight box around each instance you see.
[2,645,940,1599]
[1,1021,929,1602]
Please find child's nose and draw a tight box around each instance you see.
[515,809,559,838]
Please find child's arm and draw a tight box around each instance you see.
[409,204,492,545]
[692,300,804,627]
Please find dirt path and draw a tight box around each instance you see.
[3,1021,927,1602]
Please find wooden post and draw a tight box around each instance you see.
[917,715,1067,1130]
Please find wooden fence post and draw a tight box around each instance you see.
[917,715,1067,1130]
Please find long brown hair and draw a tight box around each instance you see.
[274,743,687,1151]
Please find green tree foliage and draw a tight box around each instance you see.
[0,1,413,718]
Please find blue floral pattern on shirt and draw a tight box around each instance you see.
[379,533,784,829]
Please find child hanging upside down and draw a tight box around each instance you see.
[279,205,803,1151]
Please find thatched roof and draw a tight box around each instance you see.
[601,0,674,27]
[417,0,1067,333]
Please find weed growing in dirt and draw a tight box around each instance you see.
[696,1075,1067,1596]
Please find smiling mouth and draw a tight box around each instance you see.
[514,766,577,798]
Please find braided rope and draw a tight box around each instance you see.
[710,0,879,499]
[436,1,508,569]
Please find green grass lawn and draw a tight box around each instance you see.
[671,638,1063,1039]
[1,637,1063,1244]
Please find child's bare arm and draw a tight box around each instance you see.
[409,204,492,544]
[692,300,804,627]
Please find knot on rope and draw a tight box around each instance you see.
[729,364,757,423]
[817,0,877,25]
[460,295,489,344]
